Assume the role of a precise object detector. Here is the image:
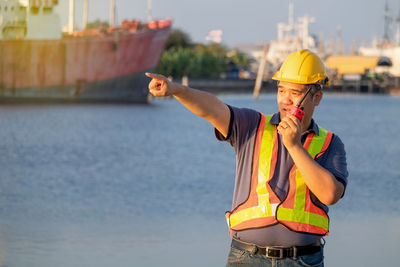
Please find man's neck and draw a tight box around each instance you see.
[301,119,312,133]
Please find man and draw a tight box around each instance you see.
[146,49,348,267]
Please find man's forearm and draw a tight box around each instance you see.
[173,84,230,137]
[287,144,344,205]
[146,73,231,137]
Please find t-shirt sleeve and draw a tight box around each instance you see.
[317,134,349,196]
[214,105,261,151]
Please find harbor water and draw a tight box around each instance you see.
[0,93,399,267]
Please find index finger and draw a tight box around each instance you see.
[145,72,167,81]
[282,114,301,130]
[285,113,300,124]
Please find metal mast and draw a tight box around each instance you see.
[68,0,75,34]
[288,1,294,33]
[83,0,89,30]
[147,0,153,22]
[383,0,392,43]
[110,0,116,28]
[396,5,400,45]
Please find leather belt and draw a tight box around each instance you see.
[231,238,321,259]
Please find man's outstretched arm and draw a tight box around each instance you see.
[146,73,230,137]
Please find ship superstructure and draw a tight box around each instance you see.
[266,2,318,69]
[0,0,171,102]
[358,1,400,77]
[0,0,61,40]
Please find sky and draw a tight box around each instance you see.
[56,0,399,51]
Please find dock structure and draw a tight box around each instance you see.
[328,80,390,94]
[172,77,393,95]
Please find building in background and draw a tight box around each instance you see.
[358,1,400,78]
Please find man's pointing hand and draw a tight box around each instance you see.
[146,73,178,97]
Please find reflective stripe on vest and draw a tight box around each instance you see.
[227,114,280,230]
[226,114,333,235]
[277,129,333,235]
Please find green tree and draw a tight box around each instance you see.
[164,29,192,50]
[157,28,254,78]
[156,47,193,77]
[86,19,109,30]
[188,44,228,78]
[227,49,255,69]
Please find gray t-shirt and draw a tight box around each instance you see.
[215,105,348,247]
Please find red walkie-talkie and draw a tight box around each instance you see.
[288,86,313,121]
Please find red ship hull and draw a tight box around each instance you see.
[0,24,170,103]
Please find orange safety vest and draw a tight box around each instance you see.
[225,114,333,236]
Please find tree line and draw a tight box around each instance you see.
[155,29,254,79]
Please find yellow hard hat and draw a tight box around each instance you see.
[272,49,330,86]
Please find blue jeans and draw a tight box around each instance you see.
[226,244,324,267]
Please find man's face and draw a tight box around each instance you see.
[277,81,322,124]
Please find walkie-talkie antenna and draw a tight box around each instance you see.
[296,86,313,108]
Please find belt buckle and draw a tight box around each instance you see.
[266,247,284,259]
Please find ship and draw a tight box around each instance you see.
[266,2,320,70]
[252,2,322,98]
[326,1,400,93]
[358,1,400,79]
[0,0,171,103]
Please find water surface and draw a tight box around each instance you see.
[0,93,399,266]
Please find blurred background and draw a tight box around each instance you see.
[0,1,399,266]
